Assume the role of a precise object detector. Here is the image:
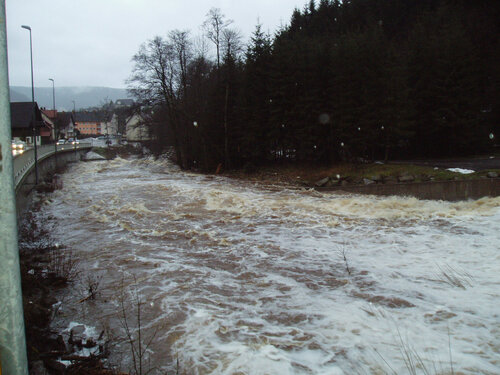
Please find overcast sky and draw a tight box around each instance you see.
[6,0,306,89]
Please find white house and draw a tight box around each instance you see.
[125,114,151,142]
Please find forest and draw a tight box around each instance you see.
[127,0,500,171]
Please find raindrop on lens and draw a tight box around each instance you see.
[318,113,330,124]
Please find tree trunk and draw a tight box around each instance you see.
[224,83,230,170]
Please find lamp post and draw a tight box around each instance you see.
[21,24,38,185]
[49,78,57,166]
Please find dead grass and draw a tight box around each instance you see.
[224,161,497,187]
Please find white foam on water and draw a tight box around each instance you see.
[42,158,500,374]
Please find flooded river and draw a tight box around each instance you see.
[40,157,500,374]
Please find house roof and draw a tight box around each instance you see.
[74,111,104,123]
[56,112,75,130]
[10,102,43,128]
[41,112,55,129]
[41,109,57,119]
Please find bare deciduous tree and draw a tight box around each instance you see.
[203,7,233,69]
[169,29,192,99]
[127,36,183,163]
[221,28,243,61]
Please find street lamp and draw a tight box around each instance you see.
[71,101,76,138]
[49,78,55,119]
[21,24,38,184]
[49,78,57,165]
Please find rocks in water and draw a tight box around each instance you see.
[363,178,375,185]
[315,177,330,187]
[83,151,106,161]
[70,324,86,336]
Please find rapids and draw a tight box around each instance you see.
[41,157,500,374]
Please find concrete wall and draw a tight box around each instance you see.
[15,149,88,221]
[318,178,500,201]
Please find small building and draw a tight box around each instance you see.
[40,111,55,142]
[10,102,51,145]
[56,112,76,139]
[74,111,104,136]
[126,113,151,142]
[100,113,119,137]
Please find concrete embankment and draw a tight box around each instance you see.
[15,147,90,220]
[318,178,500,201]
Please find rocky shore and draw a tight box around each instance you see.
[223,161,500,189]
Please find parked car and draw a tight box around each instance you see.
[72,139,80,145]
[57,139,66,145]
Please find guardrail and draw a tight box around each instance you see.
[13,143,91,189]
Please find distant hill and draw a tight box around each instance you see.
[9,86,132,111]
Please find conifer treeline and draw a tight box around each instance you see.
[128,0,499,170]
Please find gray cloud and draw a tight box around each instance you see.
[7,0,305,89]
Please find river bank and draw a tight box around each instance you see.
[221,160,500,200]
[18,191,117,374]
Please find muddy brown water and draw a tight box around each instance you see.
[38,157,500,374]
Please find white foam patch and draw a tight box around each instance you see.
[447,168,475,174]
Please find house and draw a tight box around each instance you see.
[56,112,76,139]
[10,102,51,145]
[125,113,151,142]
[41,108,57,121]
[40,111,55,142]
[100,113,119,136]
[74,111,105,136]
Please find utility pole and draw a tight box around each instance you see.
[0,1,30,373]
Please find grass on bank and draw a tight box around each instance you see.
[225,161,500,187]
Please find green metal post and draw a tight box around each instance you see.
[0,1,30,374]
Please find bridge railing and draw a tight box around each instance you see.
[13,143,91,189]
